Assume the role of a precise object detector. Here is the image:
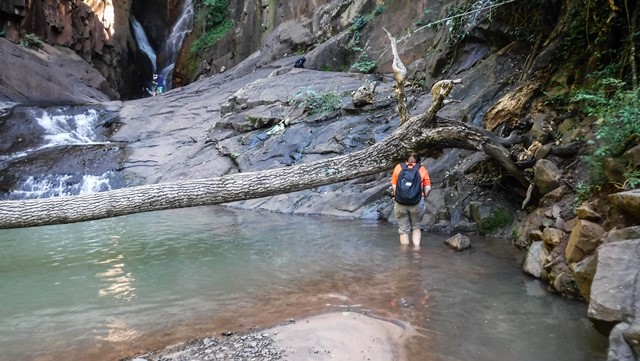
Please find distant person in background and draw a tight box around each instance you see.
[391,151,431,248]
[156,74,165,94]
[145,73,165,96]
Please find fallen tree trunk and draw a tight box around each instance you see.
[0,85,519,229]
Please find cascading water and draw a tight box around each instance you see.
[131,16,157,72]
[0,106,124,200]
[158,0,194,91]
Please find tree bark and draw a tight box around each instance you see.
[384,28,408,124]
[0,78,530,229]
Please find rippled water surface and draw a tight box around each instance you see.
[0,206,607,361]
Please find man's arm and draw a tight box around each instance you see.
[423,185,431,199]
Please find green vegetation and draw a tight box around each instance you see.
[573,181,599,207]
[573,79,639,158]
[350,47,376,73]
[290,89,342,115]
[526,0,640,206]
[478,207,511,232]
[351,58,377,74]
[347,5,386,72]
[19,29,42,49]
[625,169,640,189]
[570,78,640,198]
[348,4,386,41]
[191,0,234,55]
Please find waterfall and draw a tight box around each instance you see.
[36,108,102,147]
[131,16,157,72]
[0,107,121,200]
[158,0,194,91]
[6,173,114,200]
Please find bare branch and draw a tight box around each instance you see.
[383,28,409,124]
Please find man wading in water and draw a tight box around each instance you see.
[391,152,431,248]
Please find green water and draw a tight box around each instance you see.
[0,206,607,361]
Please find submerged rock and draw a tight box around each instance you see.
[444,233,471,251]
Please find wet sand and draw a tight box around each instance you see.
[129,311,412,361]
[271,312,411,360]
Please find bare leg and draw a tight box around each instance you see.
[411,228,421,247]
[400,233,410,245]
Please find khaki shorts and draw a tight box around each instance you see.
[394,198,426,234]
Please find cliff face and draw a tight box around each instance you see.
[0,0,141,99]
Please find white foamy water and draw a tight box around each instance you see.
[7,173,114,199]
[158,0,194,90]
[35,108,102,146]
[78,173,114,195]
[10,175,74,198]
[0,107,120,200]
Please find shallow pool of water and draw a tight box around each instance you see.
[0,206,607,361]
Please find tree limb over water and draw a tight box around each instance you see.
[0,85,527,229]
[0,35,530,229]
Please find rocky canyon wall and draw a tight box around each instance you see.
[1,0,141,99]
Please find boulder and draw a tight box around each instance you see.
[609,189,640,224]
[469,202,512,234]
[0,39,113,104]
[623,145,640,166]
[444,233,471,251]
[575,202,601,222]
[604,157,628,185]
[607,322,636,361]
[305,31,355,71]
[352,80,377,107]
[542,226,564,247]
[523,241,548,278]
[623,322,640,358]
[533,159,561,195]
[565,219,605,263]
[569,254,597,301]
[588,239,640,335]
[539,184,567,206]
[605,226,640,243]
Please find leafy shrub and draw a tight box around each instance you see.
[572,78,639,157]
[568,77,640,198]
[351,59,376,74]
[19,30,42,49]
[192,18,234,55]
[573,181,598,208]
[290,90,341,115]
[624,169,640,190]
[478,207,511,232]
[349,6,385,43]
[191,0,233,55]
[202,0,229,27]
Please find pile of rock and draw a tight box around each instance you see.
[130,331,286,361]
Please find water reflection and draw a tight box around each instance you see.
[95,235,136,301]
[99,318,141,343]
[0,206,607,361]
